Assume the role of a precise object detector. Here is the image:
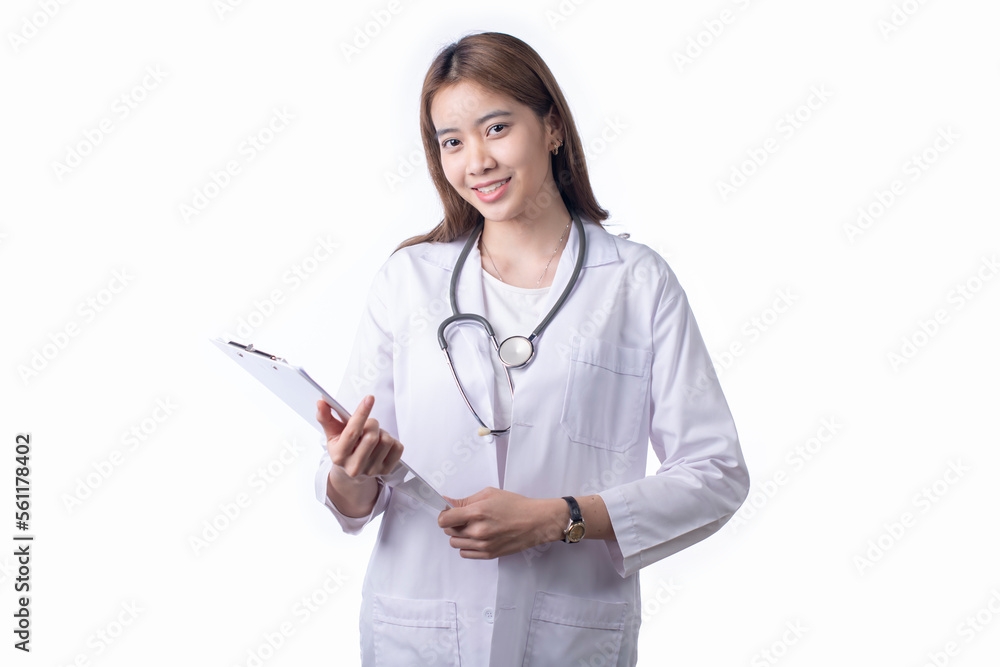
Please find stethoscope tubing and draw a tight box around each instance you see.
[438,214,586,350]
[436,213,587,435]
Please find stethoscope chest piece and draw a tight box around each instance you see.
[498,335,533,368]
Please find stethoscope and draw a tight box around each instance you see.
[436,213,587,436]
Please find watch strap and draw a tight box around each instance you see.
[562,496,584,543]
[562,496,582,522]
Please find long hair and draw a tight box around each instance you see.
[393,31,608,253]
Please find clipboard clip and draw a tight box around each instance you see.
[229,340,286,363]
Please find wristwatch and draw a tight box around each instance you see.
[562,496,585,543]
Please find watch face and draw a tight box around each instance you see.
[567,524,585,542]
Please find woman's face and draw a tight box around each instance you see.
[430,81,561,226]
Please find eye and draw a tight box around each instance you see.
[441,138,458,149]
[488,123,507,134]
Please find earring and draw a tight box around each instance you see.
[551,140,562,156]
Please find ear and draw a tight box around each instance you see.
[544,104,564,143]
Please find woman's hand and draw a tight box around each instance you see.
[437,487,568,559]
[316,395,403,480]
[316,395,403,518]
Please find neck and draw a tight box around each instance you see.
[478,209,573,289]
[480,209,573,267]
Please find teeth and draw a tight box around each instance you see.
[476,178,509,194]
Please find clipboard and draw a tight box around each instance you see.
[210,338,453,512]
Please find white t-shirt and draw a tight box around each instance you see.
[480,267,551,487]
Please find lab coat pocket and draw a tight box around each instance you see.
[521,591,628,667]
[560,337,652,451]
[371,594,461,666]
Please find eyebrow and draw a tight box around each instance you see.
[434,110,513,139]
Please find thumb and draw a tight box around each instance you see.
[315,399,347,439]
[445,487,493,508]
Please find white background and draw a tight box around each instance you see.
[2,1,999,665]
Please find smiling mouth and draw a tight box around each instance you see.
[474,177,511,194]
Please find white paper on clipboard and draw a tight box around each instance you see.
[209,337,453,512]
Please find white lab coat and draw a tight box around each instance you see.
[314,215,750,666]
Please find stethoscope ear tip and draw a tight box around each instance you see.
[477,427,492,437]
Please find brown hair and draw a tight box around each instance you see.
[393,31,608,253]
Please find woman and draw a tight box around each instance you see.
[314,31,749,666]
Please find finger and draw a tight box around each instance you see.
[335,396,376,454]
[459,549,490,560]
[444,487,494,508]
[371,434,404,477]
[380,439,404,476]
[343,424,382,477]
[359,432,395,477]
[438,507,469,529]
[449,536,487,551]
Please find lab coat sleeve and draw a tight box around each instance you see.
[598,269,750,578]
[313,261,398,534]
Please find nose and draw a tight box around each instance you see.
[465,138,496,175]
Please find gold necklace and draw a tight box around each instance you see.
[481,216,571,288]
